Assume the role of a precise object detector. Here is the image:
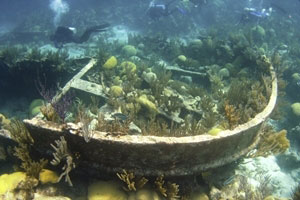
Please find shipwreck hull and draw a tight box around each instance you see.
[22,67,277,176]
[23,118,264,176]
[2,58,278,176]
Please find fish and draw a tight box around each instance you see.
[112,113,128,121]
[249,10,269,18]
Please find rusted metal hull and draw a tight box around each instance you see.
[23,118,263,176]
[1,57,277,176]
[22,63,277,176]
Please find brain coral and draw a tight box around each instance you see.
[103,56,118,69]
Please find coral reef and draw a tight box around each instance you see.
[20,28,275,138]
[0,1,298,199]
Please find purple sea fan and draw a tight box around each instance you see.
[36,74,73,122]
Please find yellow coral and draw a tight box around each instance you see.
[29,99,44,117]
[134,189,161,200]
[263,196,276,200]
[291,102,300,116]
[136,95,158,113]
[0,172,27,195]
[0,113,10,127]
[29,99,43,112]
[177,55,187,62]
[31,106,42,117]
[103,56,118,69]
[120,61,136,74]
[87,180,127,200]
[208,127,223,136]
[292,73,300,82]
[39,169,59,184]
[110,86,124,97]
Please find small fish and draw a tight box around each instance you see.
[112,113,128,121]
[177,7,187,15]
[223,175,236,186]
[249,11,269,18]
[297,80,300,87]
